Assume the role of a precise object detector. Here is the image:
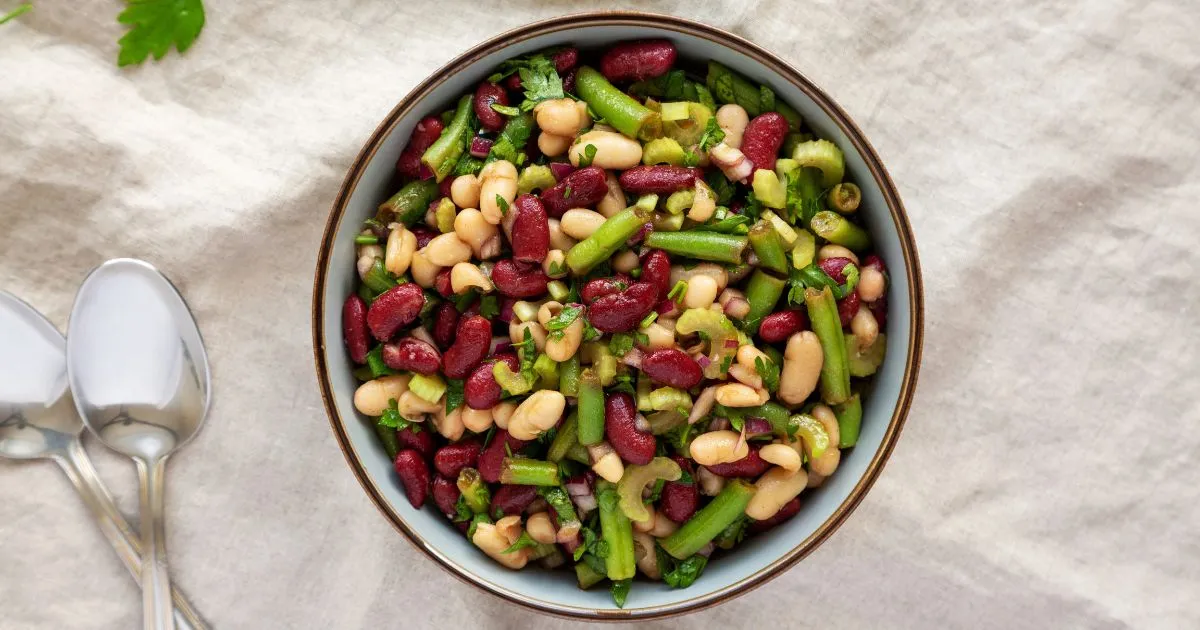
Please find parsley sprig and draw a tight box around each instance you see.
[117,0,207,67]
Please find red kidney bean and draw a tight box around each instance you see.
[497,296,517,324]
[655,298,680,317]
[395,116,444,179]
[862,254,887,274]
[396,425,434,459]
[869,293,887,329]
[540,166,608,218]
[552,47,579,72]
[434,268,454,299]
[432,303,459,350]
[659,455,698,523]
[510,194,550,263]
[431,475,461,518]
[465,354,519,410]
[393,449,431,508]
[443,315,492,379]
[641,349,703,389]
[382,337,442,374]
[479,429,530,483]
[490,484,538,518]
[342,295,370,364]
[504,73,523,92]
[474,82,509,133]
[618,165,703,195]
[744,417,773,438]
[580,274,632,304]
[561,68,577,94]
[749,497,801,533]
[639,249,671,300]
[838,291,860,327]
[817,257,855,285]
[588,282,657,332]
[758,310,808,343]
[410,226,437,249]
[706,447,771,478]
[740,112,788,172]
[490,259,549,298]
[367,283,426,342]
[549,162,576,181]
[434,439,483,478]
[604,393,655,465]
[599,39,677,83]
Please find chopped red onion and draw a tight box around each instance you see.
[696,542,716,558]
[572,493,597,514]
[724,338,739,349]
[621,348,644,369]
[724,297,751,319]
[744,417,772,436]
[470,136,494,158]
[710,417,730,431]
[490,338,512,354]
[634,413,650,433]
[696,355,712,369]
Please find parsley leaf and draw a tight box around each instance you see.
[578,144,598,168]
[545,305,583,331]
[452,495,473,523]
[378,400,420,433]
[608,333,637,357]
[517,56,564,111]
[495,194,510,217]
[502,530,539,554]
[754,356,780,393]
[117,0,206,67]
[698,117,726,152]
[609,373,636,396]
[517,328,537,383]
[582,317,603,342]
[478,295,500,319]
[658,549,708,589]
[705,169,737,205]
[445,379,466,414]
[575,527,598,561]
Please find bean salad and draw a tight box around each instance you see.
[343,39,890,607]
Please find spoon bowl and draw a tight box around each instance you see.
[66,259,211,630]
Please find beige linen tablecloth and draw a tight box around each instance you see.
[2,1,1198,628]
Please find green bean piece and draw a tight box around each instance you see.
[705,61,803,130]
[566,443,591,465]
[565,206,652,275]
[748,221,788,274]
[596,481,636,580]
[643,231,748,264]
[810,211,871,252]
[833,393,862,448]
[661,479,757,560]
[575,562,607,589]
[362,259,398,295]
[539,486,580,526]
[559,355,581,397]
[804,286,852,404]
[827,182,862,213]
[456,468,491,514]
[575,66,663,140]
[376,179,438,226]
[577,369,605,446]
[499,458,561,486]
[375,424,400,459]
[420,94,475,182]
[743,269,786,334]
[547,412,579,463]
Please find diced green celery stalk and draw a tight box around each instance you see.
[648,387,691,411]
[637,371,654,412]
[653,212,684,232]
[635,194,659,212]
[642,138,687,166]
[517,165,557,195]
[513,301,539,322]
[752,170,786,209]
[792,414,830,459]
[760,210,797,246]
[616,457,682,523]
[665,189,696,215]
[596,355,617,386]
[675,308,739,379]
[791,230,817,269]
[493,362,532,395]
[547,280,570,301]
[791,139,845,187]
[660,101,691,121]
[434,198,456,233]
[408,373,446,403]
[534,353,558,389]
[846,332,887,377]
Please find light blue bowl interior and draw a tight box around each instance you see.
[318,22,912,616]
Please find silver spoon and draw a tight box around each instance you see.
[65,260,212,630]
[0,291,206,629]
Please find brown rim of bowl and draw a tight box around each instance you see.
[312,10,923,621]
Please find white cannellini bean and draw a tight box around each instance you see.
[353,375,411,417]
[559,208,607,241]
[538,132,573,158]
[745,467,808,521]
[535,98,587,137]
[491,401,517,430]
[450,174,482,210]
[817,244,859,265]
[453,208,501,259]
[569,130,643,170]
[507,390,566,440]
[777,331,823,405]
[385,227,418,276]
[850,307,879,351]
[479,160,518,225]
[689,430,749,466]
[451,262,493,294]
[857,267,886,302]
[760,443,803,472]
[597,170,627,218]
[409,250,441,288]
[613,250,640,273]
[547,218,577,251]
[461,406,494,433]
[716,104,749,148]
[682,275,719,309]
[423,233,473,266]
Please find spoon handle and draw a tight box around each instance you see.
[136,456,176,630]
[55,440,208,630]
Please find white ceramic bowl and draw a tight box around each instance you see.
[313,11,923,619]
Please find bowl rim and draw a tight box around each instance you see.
[311,10,924,621]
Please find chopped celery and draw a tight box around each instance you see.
[547,280,570,301]
[493,362,532,395]
[647,387,691,412]
[846,332,887,377]
[660,101,691,121]
[792,414,830,459]
[617,457,682,523]
[642,137,687,166]
[675,308,739,379]
[517,164,557,195]
[653,212,685,232]
[408,373,446,403]
[434,198,456,233]
[791,139,845,187]
[760,210,798,246]
[752,170,787,209]
[534,353,558,389]
[596,354,618,386]
[665,189,696,215]
[663,103,713,146]
[635,194,660,213]
[791,230,817,269]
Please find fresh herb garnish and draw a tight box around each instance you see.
[698,117,726,152]
[478,295,500,319]
[578,144,598,168]
[445,378,466,413]
[611,578,632,608]
[117,0,206,67]
[502,530,539,554]
[0,2,31,26]
[657,547,708,589]
[545,304,583,331]
[608,332,637,357]
[378,399,420,433]
[452,495,473,523]
[517,328,537,383]
[667,280,688,305]
[491,103,521,116]
[495,194,510,217]
[754,356,780,393]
